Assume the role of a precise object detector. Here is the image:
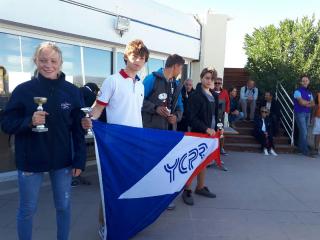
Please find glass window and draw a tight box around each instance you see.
[148,58,164,74]
[21,36,42,75]
[83,47,112,87]
[56,42,82,87]
[0,32,21,73]
[116,52,126,71]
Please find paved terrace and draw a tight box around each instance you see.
[1,152,320,240]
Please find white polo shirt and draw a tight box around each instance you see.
[96,69,144,128]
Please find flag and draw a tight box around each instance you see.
[92,120,220,240]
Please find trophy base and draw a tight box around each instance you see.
[32,127,48,132]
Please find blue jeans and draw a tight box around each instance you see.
[295,112,310,155]
[229,112,244,124]
[17,167,72,240]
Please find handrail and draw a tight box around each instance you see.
[279,83,294,105]
[276,82,295,146]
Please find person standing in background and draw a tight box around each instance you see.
[177,78,194,132]
[293,75,315,157]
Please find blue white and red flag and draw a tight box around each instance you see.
[92,121,220,240]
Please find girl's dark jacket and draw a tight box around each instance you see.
[1,73,86,172]
[186,83,219,133]
[253,116,273,137]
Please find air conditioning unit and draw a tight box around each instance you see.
[115,16,130,36]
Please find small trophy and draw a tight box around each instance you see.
[32,97,48,132]
[217,121,224,138]
[81,107,93,137]
[158,93,171,113]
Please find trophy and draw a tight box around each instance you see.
[81,107,93,137]
[217,121,224,138]
[32,97,48,132]
[158,93,171,113]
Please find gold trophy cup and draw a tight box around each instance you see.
[32,97,48,132]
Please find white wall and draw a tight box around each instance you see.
[190,12,229,85]
[0,0,200,59]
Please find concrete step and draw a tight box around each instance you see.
[224,142,295,153]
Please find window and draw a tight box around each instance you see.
[0,32,21,73]
[83,47,112,87]
[56,42,82,87]
[148,58,164,74]
[116,52,126,71]
[21,36,42,75]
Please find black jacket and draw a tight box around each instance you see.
[1,73,86,172]
[187,83,219,133]
[253,116,273,137]
[260,99,280,118]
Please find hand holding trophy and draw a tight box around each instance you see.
[32,97,48,132]
[158,93,171,114]
[81,107,93,137]
[217,121,224,138]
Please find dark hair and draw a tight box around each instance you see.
[84,82,100,94]
[200,67,217,80]
[228,86,237,94]
[165,54,185,68]
[124,39,149,64]
[264,91,273,97]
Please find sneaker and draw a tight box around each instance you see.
[182,189,194,205]
[71,177,80,187]
[269,148,278,156]
[98,225,105,240]
[195,186,216,198]
[167,202,176,210]
[219,165,228,171]
[220,148,228,156]
[263,148,269,156]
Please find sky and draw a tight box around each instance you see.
[154,0,320,68]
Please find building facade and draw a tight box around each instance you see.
[0,0,228,175]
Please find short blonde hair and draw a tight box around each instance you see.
[33,42,63,66]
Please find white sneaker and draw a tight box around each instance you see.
[269,148,278,156]
[263,148,269,155]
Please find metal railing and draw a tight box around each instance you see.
[275,82,294,146]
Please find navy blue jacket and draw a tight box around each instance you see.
[1,73,86,172]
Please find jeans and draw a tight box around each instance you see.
[295,112,310,155]
[17,167,72,240]
[229,112,244,124]
[240,99,256,120]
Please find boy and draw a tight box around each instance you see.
[82,39,149,239]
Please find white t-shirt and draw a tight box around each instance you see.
[96,69,144,128]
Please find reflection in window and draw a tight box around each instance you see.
[148,58,164,74]
[83,47,112,87]
[116,52,125,72]
[21,36,42,76]
[0,32,21,73]
[56,42,82,87]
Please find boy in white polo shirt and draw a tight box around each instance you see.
[82,39,149,239]
[89,39,149,123]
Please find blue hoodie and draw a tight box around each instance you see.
[1,73,86,172]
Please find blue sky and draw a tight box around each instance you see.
[154,0,320,67]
